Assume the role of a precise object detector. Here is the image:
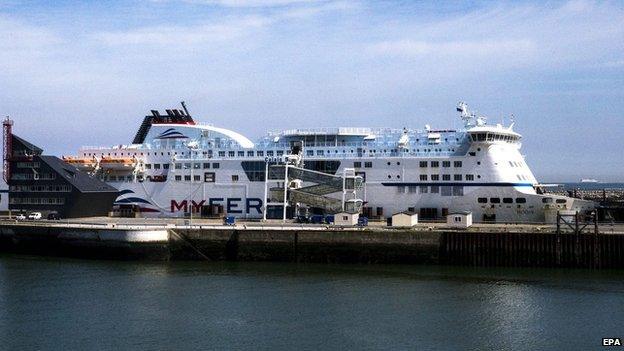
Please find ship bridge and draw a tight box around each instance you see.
[467,125,521,144]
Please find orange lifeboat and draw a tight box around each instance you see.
[62,156,98,171]
[99,156,136,171]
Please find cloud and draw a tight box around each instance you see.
[369,39,536,59]
[95,16,270,46]
[364,1,623,70]
[159,0,323,7]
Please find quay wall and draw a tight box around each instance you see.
[2,222,624,269]
[0,224,169,260]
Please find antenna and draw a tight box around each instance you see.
[456,101,474,127]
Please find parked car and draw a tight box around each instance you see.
[15,213,26,221]
[47,212,60,220]
[27,212,42,220]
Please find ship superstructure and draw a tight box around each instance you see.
[64,102,595,222]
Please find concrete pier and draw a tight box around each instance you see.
[1,219,624,268]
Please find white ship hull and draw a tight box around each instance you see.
[71,103,596,223]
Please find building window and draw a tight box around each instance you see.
[419,161,427,168]
[478,197,487,203]
[430,185,439,193]
[213,162,220,169]
[184,175,191,181]
[419,185,428,193]
[490,198,501,203]
[442,174,451,181]
[443,161,450,168]
[228,151,235,157]
[204,172,215,182]
[175,175,182,181]
[503,198,513,204]
[218,151,225,157]
[163,164,170,170]
[247,151,255,157]
[431,174,439,181]
[193,163,201,169]
[364,162,372,168]
[257,151,264,157]
[175,163,182,169]
[454,161,462,167]
[232,175,239,182]
[154,164,161,170]
[419,174,427,181]
[466,174,474,181]
[194,175,201,182]
[267,150,274,156]
[430,161,439,168]
[516,198,527,203]
[145,164,152,169]
[203,163,210,169]
[184,163,191,169]
[238,151,245,157]
[408,186,417,193]
[354,161,361,168]
[454,174,462,181]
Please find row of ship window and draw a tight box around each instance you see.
[86,150,290,158]
[478,197,526,204]
[144,162,221,170]
[354,160,463,168]
[387,174,478,181]
[477,197,567,205]
[86,147,464,159]
[397,185,464,196]
[172,172,233,183]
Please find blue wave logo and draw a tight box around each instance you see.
[114,190,153,205]
[156,128,188,139]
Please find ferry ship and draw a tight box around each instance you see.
[64,102,595,222]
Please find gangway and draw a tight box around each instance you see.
[263,155,364,222]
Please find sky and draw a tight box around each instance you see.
[0,0,623,182]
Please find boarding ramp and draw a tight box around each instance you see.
[268,165,363,215]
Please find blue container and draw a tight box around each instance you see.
[224,216,236,225]
[325,215,335,224]
[310,215,324,224]
[358,217,369,226]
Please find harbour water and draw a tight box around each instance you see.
[1,254,623,350]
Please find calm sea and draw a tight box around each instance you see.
[1,254,623,350]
